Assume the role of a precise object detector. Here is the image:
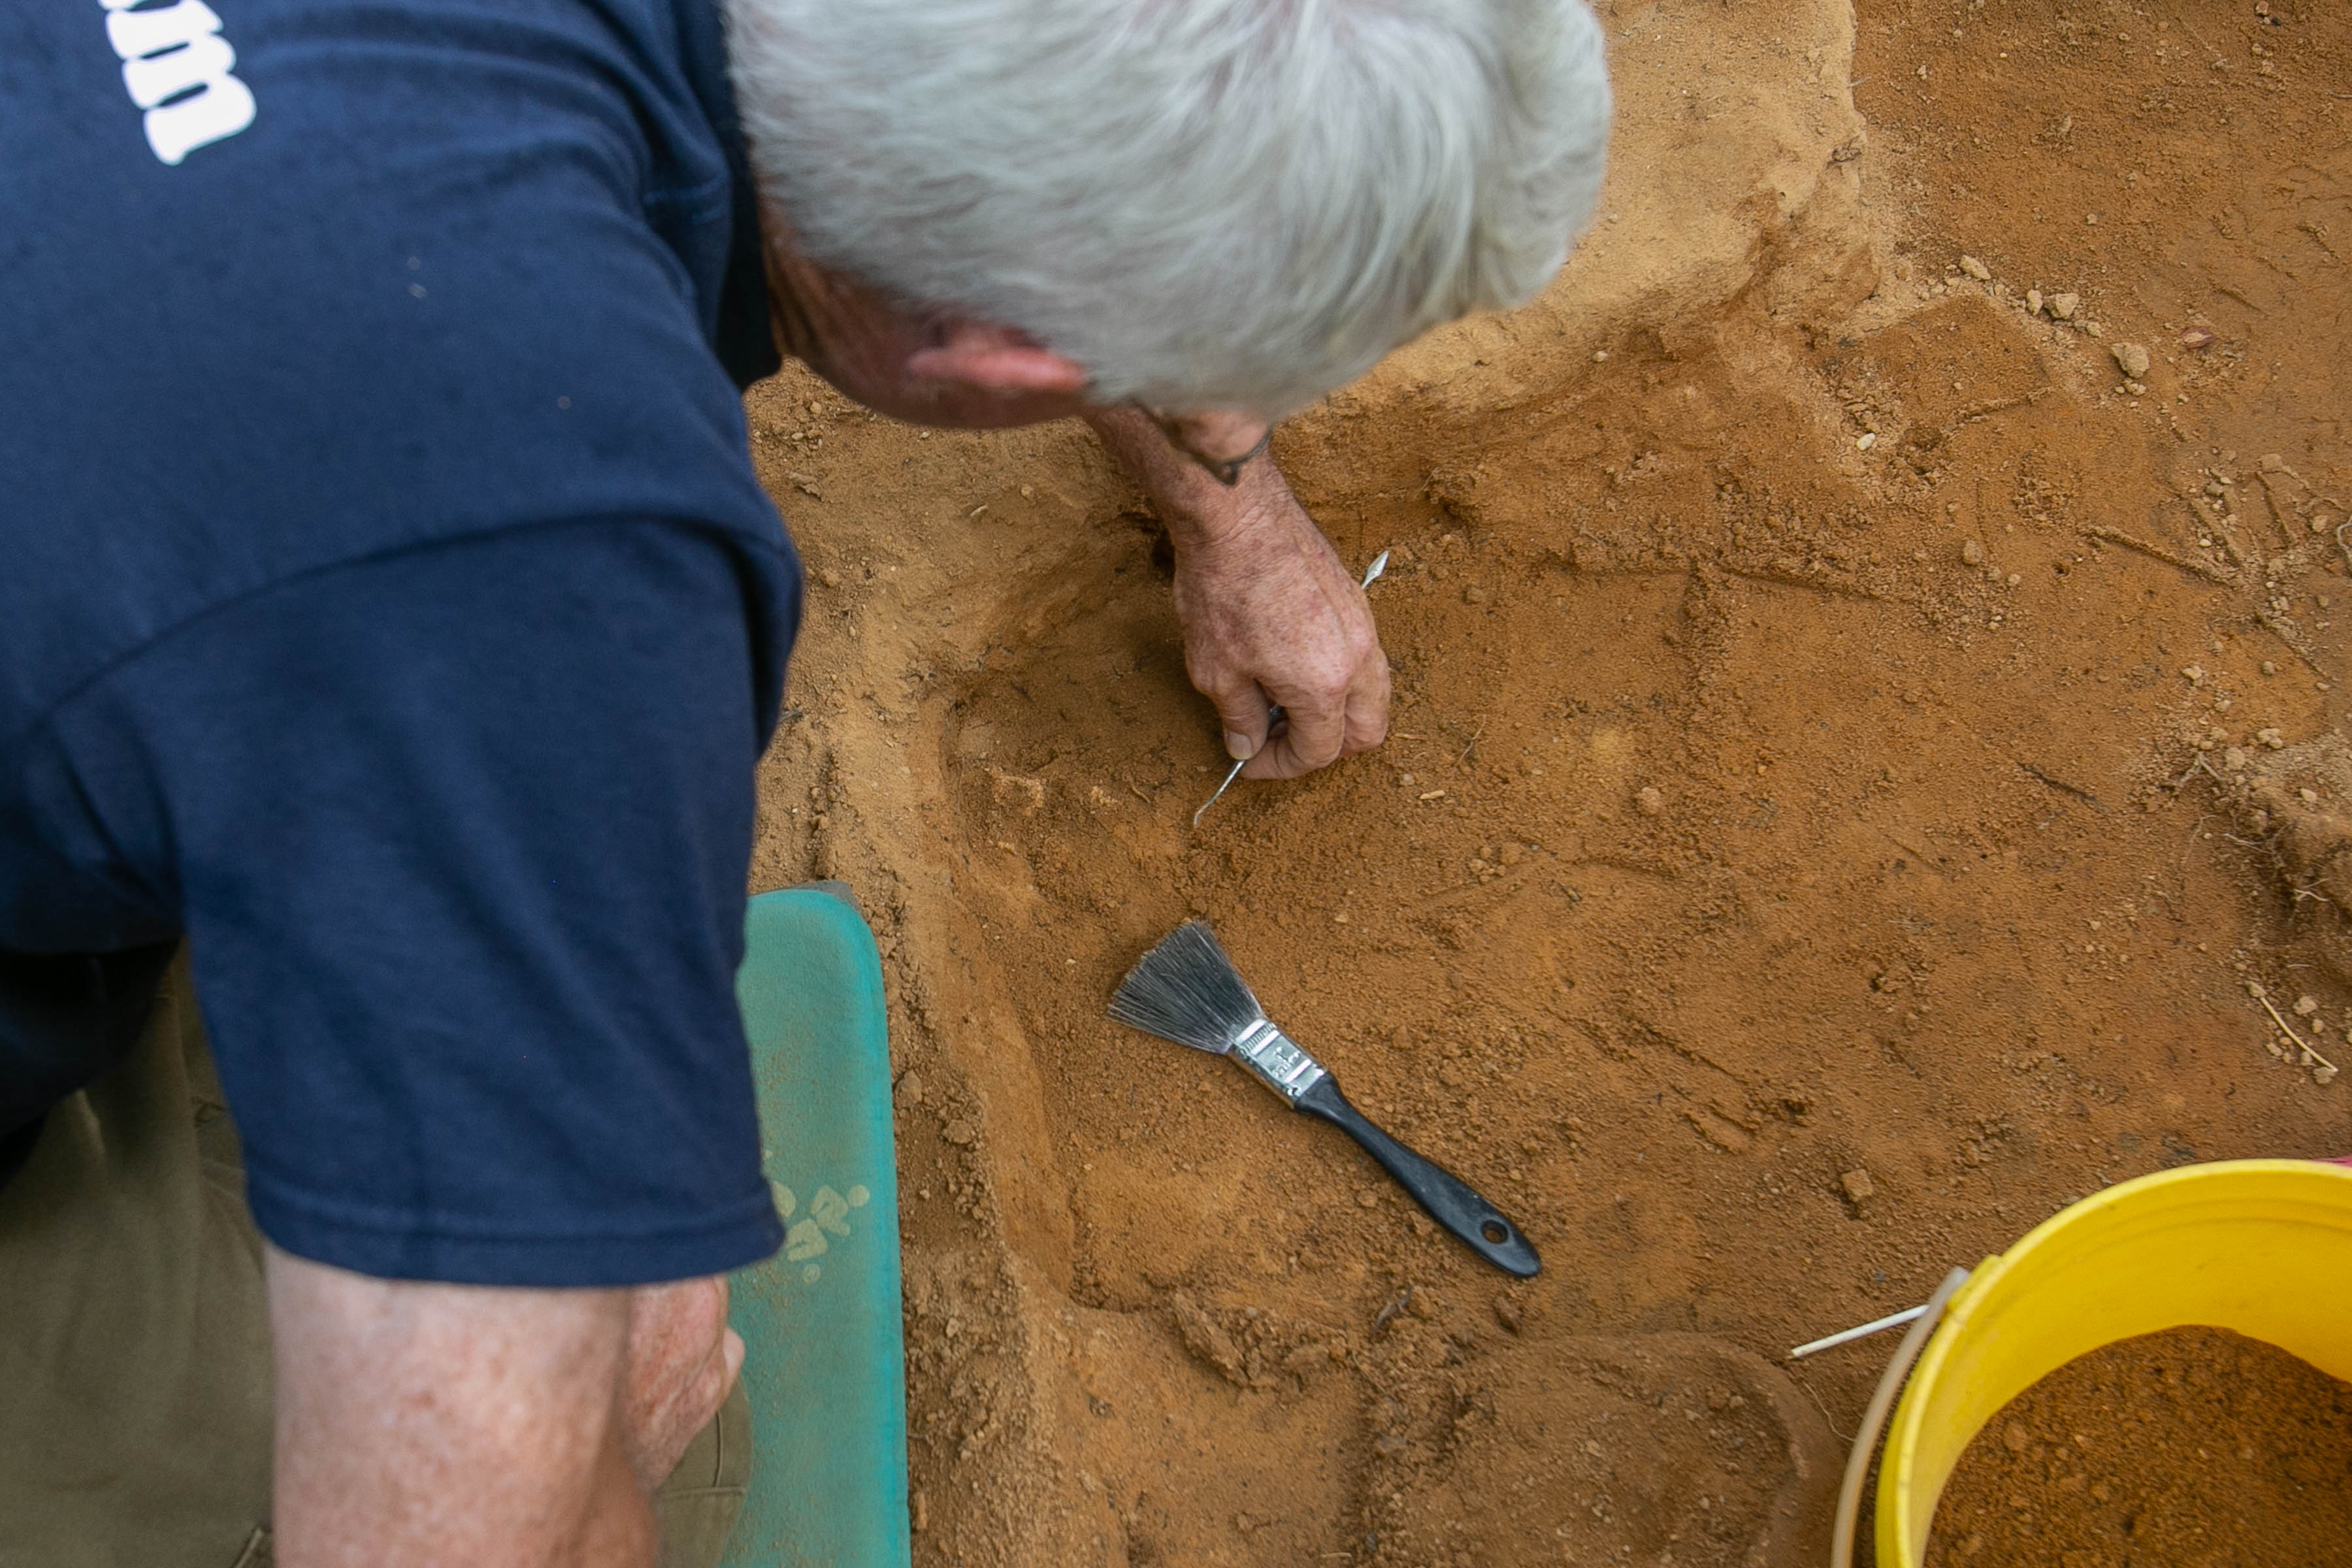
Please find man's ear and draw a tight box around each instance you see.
[904,322,1089,393]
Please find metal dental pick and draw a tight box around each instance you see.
[1192,549,1389,828]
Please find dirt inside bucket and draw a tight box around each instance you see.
[1925,1325,2352,1567]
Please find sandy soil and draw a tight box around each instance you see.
[1927,1326,2352,1565]
[738,1,2352,1562]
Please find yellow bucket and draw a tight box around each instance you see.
[1877,1158,2352,1566]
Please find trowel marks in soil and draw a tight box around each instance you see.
[1926,1326,2352,1567]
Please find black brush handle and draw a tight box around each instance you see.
[1296,1073,1541,1277]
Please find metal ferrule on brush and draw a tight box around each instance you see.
[1227,1019,1326,1104]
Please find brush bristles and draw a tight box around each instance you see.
[1108,920,1266,1053]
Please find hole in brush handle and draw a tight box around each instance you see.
[1294,1074,1541,1278]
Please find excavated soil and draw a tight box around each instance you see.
[738,1,2352,1563]
[1926,1326,2352,1567]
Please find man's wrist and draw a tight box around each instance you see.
[1085,407,1292,552]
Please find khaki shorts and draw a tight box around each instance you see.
[0,953,746,1567]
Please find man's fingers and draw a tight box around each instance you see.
[1339,657,1392,757]
[1249,690,1345,779]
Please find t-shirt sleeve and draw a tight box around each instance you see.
[51,519,797,1285]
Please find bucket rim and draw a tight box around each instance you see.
[1878,1156,2352,1565]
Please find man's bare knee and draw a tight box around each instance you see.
[624,1276,741,1487]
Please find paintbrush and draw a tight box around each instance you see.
[1110,920,1540,1277]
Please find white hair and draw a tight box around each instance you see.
[725,0,1611,416]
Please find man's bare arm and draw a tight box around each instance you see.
[1088,408,1390,779]
[268,1247,740,1567]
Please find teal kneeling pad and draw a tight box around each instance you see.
[723,886,909,1568]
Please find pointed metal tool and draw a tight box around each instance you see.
[1192,549,1390,828]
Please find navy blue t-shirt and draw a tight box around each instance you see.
[0,0,798,1284]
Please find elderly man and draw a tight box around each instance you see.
[0,0,1608,1562]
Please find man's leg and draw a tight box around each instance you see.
[0,950,276,1567]
[0,950,750,1568]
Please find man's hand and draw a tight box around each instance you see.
[268,1247,740,1567]
[1169,486,1389,779]
[1088,409,1390,779]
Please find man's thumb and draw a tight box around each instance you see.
[1215,687,1274,760]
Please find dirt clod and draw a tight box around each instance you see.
[1170,1292,1247,1386]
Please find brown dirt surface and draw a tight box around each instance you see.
[1925,1326,2352,1567]
[1359,1331,1840,1568]
[738,0,2352,1562]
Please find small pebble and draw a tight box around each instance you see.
[1959,254,1992,281]
[2295,996,2319,1017]
[2181,665,2204,683]
[2003,1423,2031,1454]
[1961,539,1985,566]
[2180,325,2216,350]
[2026,288,2044,314]
[1637,787,1665,818]
[2259,727,2286,748]
[2006,573,2021,587]
[1857,432,1877,451]
[2112,342,2151,380]
[2049,292,2080,321]
[2225,747,2248,771]
[1840,1168,1876,1203]
[2261,661,2278,676]
[2302,788,2321,804]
